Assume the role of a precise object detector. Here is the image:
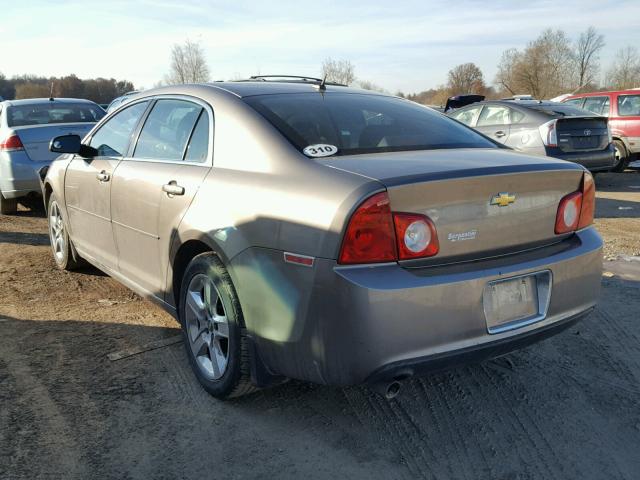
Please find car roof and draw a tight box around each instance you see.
[567,89,640,98]
[1,97,98,107]
[164,81,381,98]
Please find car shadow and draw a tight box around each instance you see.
[595,197,640,219]
[0,231,50,246]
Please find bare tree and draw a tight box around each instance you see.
[495,49,520,95]
[494,29,574,99]
[574,26,605,89]
[166,39,210,85]
[321,58,356,85]
[607,46,640,90]
[447,63,485,94]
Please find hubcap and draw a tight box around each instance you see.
[185,274,230,380]
[48,201,65,263]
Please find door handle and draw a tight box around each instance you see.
[96,171,110,182]
[494,131,506,138]
[163,181,185,197]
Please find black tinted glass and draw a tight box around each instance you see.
[527,104,592,117]
[7,102,105,127]
[245,93,495,155]
[89,101,148,157]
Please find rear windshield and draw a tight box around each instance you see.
[618,95,640,116]
[7,102,105,127]
[244,93,496,156]
[526,104,594,117]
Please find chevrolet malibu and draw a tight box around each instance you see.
[42,80,602,399]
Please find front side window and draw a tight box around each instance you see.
[563,98,584,108]
[582,96,608,116]
[449,106,481,126]
[89,101,148,157]
[477,106,510,126]
[134,99,202,161]
[245,93,495,155]
[618,95,640,116]
[7,102,105,127]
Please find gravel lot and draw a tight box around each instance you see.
[1,171,639,480]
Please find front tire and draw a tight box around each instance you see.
[612,139,629,172]
[179,253,257,399]
[47,194,80,270]
[0,193,18,215]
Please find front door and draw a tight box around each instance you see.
[64,101,149,269]
[475,105,511,144]
[110,98,212,297]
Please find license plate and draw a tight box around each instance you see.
[483,272,551,334]
[573,136,598,149]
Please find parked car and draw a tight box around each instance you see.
[106,91,139,113]
[42,80,602,400]
[0,98,105,214]
[563,89,640,171]
[447,99,616,172]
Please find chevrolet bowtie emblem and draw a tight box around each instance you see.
[490,192,516,207]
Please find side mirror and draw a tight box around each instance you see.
[50,134,82,154]
[50,134,97,158]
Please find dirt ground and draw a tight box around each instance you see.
[1,171,640,480]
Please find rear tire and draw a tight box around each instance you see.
[0,194,18,215]
[179,253,258,399]
[47,194,81,270]
[612,140,629,172]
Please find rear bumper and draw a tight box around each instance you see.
[545,145,616,171]
[366,307,590,385]
[232,228,603,386]
[0,151,51,199]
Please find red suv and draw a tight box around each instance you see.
[563,90,640,171]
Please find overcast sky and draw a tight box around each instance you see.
[2,0,639,93]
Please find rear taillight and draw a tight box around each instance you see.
[0,134,24,151]
[338,192,439,264]
[578,171,595,229]
[555,172,595,234]
[393,213,439,259]
[338,192,397,264]
[539,119,558,147]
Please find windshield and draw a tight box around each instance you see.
[245,93,496,156]
[526,104,594,117]
[7,102,105,127]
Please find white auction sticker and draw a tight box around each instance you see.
[303,144,338,157]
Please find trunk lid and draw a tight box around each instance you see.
[556,116,609,153]
[319,149,585,265]
[14,123,95,161]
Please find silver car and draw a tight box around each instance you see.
[42,80,602,399]
[0,98,104,213]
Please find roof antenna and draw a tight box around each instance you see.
[49,81,55,101]
[318,74,327,91]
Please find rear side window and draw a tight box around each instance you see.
[134,99,202,161]
[477,106,510,126]
[184,112,210,163]
[618,95,640,116]
[582,96,609,116]
[245,93,495,156]
[7,102,105,127]
[89,101,148,157]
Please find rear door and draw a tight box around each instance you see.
[110,97,212,297]
[474,105,511,144]
[64,101,149,269]
[613,94,640,154]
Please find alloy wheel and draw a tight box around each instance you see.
[185,274,230,380]
[48,201,66,263]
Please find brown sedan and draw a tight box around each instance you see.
[42,79,602,399]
